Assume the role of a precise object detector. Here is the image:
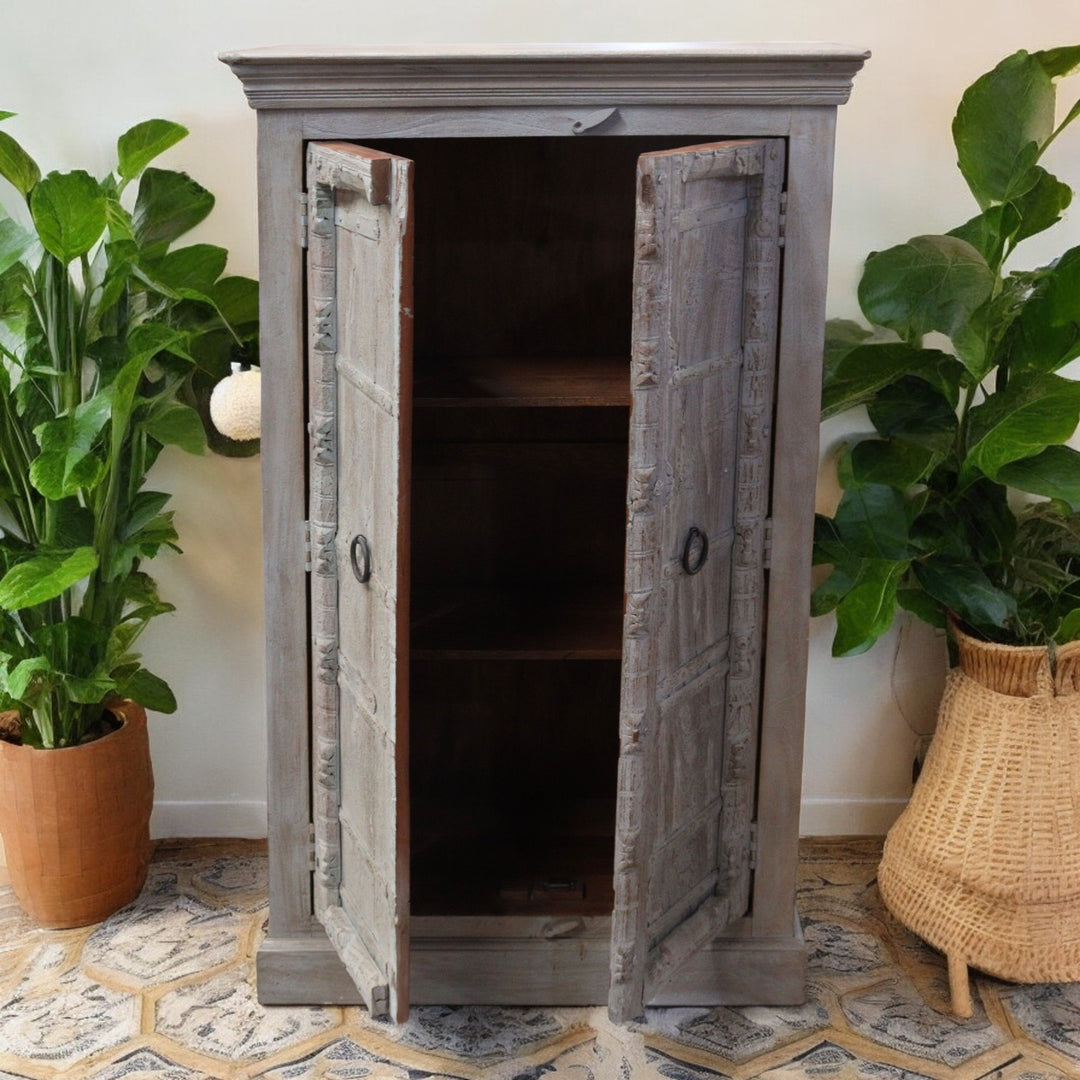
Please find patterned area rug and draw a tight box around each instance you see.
[1,838,1078,1078]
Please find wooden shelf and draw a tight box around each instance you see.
[411,585,624,659]
[414,356,631,408]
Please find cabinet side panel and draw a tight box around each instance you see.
[258,110,313,939]
[754,110,837,938]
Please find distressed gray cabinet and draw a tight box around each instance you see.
[223,43,866,1022]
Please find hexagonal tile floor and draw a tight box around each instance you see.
[0,838,1077,1079]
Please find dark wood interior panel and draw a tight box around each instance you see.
[415,355,632,407]
[410,659,619,916]
[411,433,629,591]
[367,135,708,362]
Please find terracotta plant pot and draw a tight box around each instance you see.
[0,701,154,928]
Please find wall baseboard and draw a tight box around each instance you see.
[151,801,267,839]
[799,796,908,837]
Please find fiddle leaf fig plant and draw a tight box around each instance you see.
[815,45,1080,655]
[0,116,258,748]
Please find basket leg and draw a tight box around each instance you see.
[948,953,973,1018]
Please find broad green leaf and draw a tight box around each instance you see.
[209,274,258,327]
[832,559,908,656]
[1043,245,1080,327]
[108,324,189,436]
[897,586,947,629]
[1001,286,1080,374]
[117,119,187,181]
[867,376,959,454]
[146,243,227,294]
[953,50,1056,207]
[30,170,107,263]
[63,670,115,704]
[1034,45,1080,79]
[132,168,214,252]
[858,236,995,367]
[6,656,51,700]
[0,547,98,610]
[108,516,179,579]
[948,205,1017,266]
[997,445,1080,509]
[847,438,938,489]
[1009,167,1073,244]
[52,498,95,548]
[0,216,32,276]
[122,491,172,540]
[832,483,911,560]
[1055,606,1080,644]
[964,372,1080,481]
[913,556,1017,633]
[120,667,176,713]
[811,561,860,616]
[0,129,40,196]
[822,342,958,420]
[954,479,1017,568]
[29,392,113,499]
[143,402,207,454]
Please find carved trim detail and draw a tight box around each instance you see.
[609,148,668,1021]
[307,174,344,917]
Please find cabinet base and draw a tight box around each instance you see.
[256,922,807,1009]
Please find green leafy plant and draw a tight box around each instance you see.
[0,116,258,747]
[815,46,1080,655]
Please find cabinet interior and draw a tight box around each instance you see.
[366,136,712,918]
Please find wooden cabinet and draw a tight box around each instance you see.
[223,43,866,1023]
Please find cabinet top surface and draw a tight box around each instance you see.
[221,42,869,111]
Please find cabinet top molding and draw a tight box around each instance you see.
[220,43,869,111]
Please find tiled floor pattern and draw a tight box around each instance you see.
[1,838,1078,1078]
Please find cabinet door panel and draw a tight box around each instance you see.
[306,141,414,1022]
[611,138,785,1021]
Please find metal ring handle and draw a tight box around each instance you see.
[681,526,709,576]
[349,534,372,584]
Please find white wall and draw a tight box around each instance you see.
[2,0,1078,836]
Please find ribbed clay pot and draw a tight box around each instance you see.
[0,701,153,928]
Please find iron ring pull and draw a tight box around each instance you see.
[682,526,709,576]
[349,534,372,584]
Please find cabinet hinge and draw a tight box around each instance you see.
[777,190,788,248]
[303,520,312,573]
[299,192,309,249]
[763,517,774,570]
[307,822,317,872]
[748,821,759,870]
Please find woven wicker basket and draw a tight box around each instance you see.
[878,623,1080,1017]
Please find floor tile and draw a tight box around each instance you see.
[755,1039,937,1078]
[155,967,342,1061]
[384,1005,587,1066]
[995,983,1080,1065]
[85,1045,219,1079]
[640,985,830,1064]
[0,944,139,1066]
[251,1035,440,1079]
[840,976,1006,1068]
[82,893,242,989]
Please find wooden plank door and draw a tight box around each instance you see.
[610,139,786,1021]
[306,141,414,1022]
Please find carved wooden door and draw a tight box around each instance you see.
[306,141,414,1022]
[610,139,786,1021]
